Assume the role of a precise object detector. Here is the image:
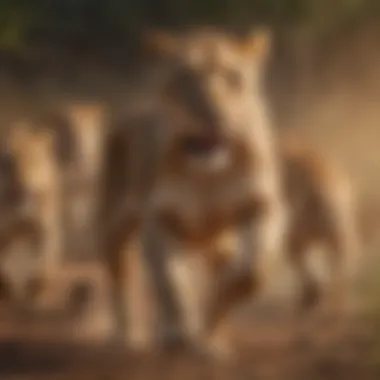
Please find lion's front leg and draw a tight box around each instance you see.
[206,218,260,335]
[28,190,65,311]
[207,197,287,334]
[122,232,158,352]
[139,216,184,350]
[102,198,157,352]
[164,249,214,356]
[140,215,217,357]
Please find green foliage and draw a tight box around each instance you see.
[0,0,35,52]
[0,0,377,52]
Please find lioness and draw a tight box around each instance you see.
[215,134,361,327]
[5,120,64,306]
[103,28,287,358]
[281,135,360,318]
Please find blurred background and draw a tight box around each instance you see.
[0,0,380,379]
[1,0,380,200]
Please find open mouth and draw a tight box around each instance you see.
[179,134,231,171]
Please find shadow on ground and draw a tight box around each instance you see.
[0,298,376,380]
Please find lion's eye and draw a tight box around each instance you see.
[164,68,199,100]
[224,69,242,91]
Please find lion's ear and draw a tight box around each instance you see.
[239,28,272,62]
[141,30,178,59]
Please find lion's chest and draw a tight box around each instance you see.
[153,177,258,246]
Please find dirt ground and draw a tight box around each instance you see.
[0,290,377,380]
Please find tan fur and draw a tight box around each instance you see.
[214,134,361,322]
[6,120,64,307]
[64,103,108,258]
[0,103,108,308]
[104,28,287,357]
[281,135,360,317]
